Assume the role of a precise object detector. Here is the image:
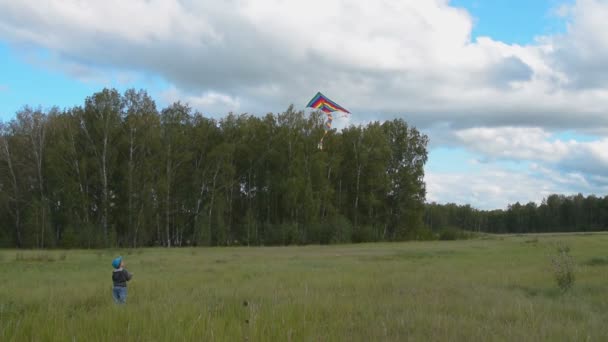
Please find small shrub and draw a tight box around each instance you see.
[403,226,436,241]
[352,225,377,243]
[585,257,608,266]
[329,215,353,244]
[438,227,471,241]
[15,252,55,262]
[37,253,55,262]
[551,244,575,292]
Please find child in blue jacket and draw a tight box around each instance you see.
[111,256,133,304]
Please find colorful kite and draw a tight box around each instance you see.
[306,92,350,149]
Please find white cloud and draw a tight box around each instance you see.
[545,0,608,89]
[0,0,218,48]
[454,127,570,162]
[452,126,608,177]
[2,0,608,207]
[1,0,607,129]
[426,163,608,210]
[160,87,241,116]
[426,167,551,210]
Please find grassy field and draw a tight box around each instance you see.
[1,234,608,341]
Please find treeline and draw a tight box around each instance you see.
[0,88,429,248]
[425,194,608,234]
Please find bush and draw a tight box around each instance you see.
[330,216,353,244]
[551,244,575,292]
[585,257,608,266]
[352,225,377,243]
[15,252,55,262]
[261,223,297,245]
[438,227,470,241]
[407,226,437,241]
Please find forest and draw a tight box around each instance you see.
[2,88,606,249]
[0,88,429,248]
[425,194,608,234]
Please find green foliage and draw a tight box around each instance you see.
[0,88,429,248]
[352,225,377,243]
[59,224,79,249]
[426,193,608,234]
[438,227,472,241]
[405,225,436,241]
[551,244,576,293]
[585,257,608,266]
[329,215,353,244]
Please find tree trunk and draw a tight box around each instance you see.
[128,127,135,246]
[207,165,220,245]
[321,165,332,218]
[67,122,89,224]
[193,168,208,243]
[31,117,47,248]
[165,143,172,247]
[354,165,361,227]
[1,137,22,247]
[101,123,109,244]
[133,205,143,248]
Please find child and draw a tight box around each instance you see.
[111,256,133,304]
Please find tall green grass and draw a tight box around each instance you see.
[1,234,607,341]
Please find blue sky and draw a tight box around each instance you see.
[451,0,572,44]
[0,43,170,119]
[1,0,607,209]
[0,0,568,118]
[0,43,91,118]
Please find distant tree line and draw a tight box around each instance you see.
[425,194,608,234]
[0,88,429,248]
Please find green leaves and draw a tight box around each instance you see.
[0,89,429,247]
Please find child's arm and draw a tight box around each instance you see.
[125,269,133,281]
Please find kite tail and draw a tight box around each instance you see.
[319,114,333,150]
[318,131,328,150]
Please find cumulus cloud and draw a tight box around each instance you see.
[160,87,241,116]
[1,0,607,130]
[454,127,571,162]
[484,56,534,88]
[426,167,553,209]
[427,162,608,209]
[451,126,608,185]
[426,123,608,208]
[1,0,607,208]
[546,0,608,89]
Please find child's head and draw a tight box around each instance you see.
[112,256,123,269]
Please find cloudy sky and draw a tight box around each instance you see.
[1,0,607,209]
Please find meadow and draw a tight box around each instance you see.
[1,233,607,341]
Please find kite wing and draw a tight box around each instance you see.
[306,92,350,114]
